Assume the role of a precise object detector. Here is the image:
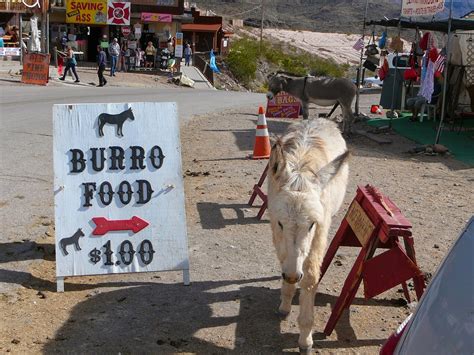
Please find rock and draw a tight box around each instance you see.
[432,144,449,154]
[36,291,46,299]
[433,244,440,249]
[425,147,433,153]
[11,339,20,344]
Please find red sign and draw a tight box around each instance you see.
[107,1,130,25]
[121,26,131,37]
[92,216,149,236]
[266,92,301,119]
[22,53,50,86]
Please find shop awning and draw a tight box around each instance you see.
[182,23,221,32]
[367,18,474,33]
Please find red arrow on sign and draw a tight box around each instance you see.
[92,216,149,236]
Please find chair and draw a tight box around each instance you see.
[419,103,437,123]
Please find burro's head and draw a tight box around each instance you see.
[266,73,287,101]
[268,137,349,284]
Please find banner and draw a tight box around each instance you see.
[175,32,183,57]
[21,53,50,86]
[141,12,173,23]
[402,0,445,17]
[53,102,189,285]
[66,0,107,24]
[107,1,130,26]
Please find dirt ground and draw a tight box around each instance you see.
[1,104,473,354]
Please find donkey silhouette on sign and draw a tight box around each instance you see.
[59,228,85,256]
[98,107,135,137]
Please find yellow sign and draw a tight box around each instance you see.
[346,201,375,247]
[66,0,107,24]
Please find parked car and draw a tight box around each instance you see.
[380,216,474,355]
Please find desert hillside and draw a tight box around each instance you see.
[197,0,472,34]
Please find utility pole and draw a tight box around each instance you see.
[259,0,264,53]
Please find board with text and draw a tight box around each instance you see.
[53,102,189,291]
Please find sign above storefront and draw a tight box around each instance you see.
[402,0,445,17]
[141,12,172,23]
[107,1,131,26]
[66,0,107,25]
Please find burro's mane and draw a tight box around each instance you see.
[270,122,328,193]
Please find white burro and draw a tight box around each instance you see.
[267,118,350,353]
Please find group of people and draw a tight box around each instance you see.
[59,37,194,87]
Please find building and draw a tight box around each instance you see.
[49,0,191,62]
[181,6,232,54]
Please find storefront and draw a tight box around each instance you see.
[133,12,176,50]
[49,0,131,62]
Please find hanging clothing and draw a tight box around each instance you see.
[419,59,435,103]
[420,53,428,84]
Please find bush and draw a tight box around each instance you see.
[225,36,348,88]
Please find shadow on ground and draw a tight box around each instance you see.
[19,274,387,354]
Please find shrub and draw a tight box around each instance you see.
[225,36,348,88]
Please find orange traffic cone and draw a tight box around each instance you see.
[252,106,271,159]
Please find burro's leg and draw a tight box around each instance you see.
[298,285,317,352]
[302,101,310,120]
[279,280,297,319]
[340,101,355,134]
[298,216,330,352]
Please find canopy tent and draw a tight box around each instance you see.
[366,8,474,146]
[366,18,474,32]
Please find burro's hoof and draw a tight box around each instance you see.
[299,346,312,354]
[276,309,290,320]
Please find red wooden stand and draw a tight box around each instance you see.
[320,185,425,336]
[248,164,269,220]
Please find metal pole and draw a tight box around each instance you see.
[259,0,264,53]
[435,0,453,144]
[46,12,49,55]
[388,19,402,129]
[388,0,404,129]
[355,0,369,116]
[19,15,23,65]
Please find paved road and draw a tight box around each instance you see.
[0,85,265,291]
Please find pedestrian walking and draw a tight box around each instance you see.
[97,45,107,87]
[108,38,120,76]
[59,46,80,83]
[145,41,156,68]
[184,43,192,66]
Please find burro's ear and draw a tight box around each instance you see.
[314,150,351,189]
[269,136,286,180]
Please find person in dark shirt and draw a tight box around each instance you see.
[97,45,107,87]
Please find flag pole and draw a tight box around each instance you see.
[355,0,369,116]
[435,0,453,144]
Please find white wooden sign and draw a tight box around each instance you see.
[402,0,445,17]
[53,102,189,292]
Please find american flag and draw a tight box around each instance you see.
[435,54,445,74]
[353,38,365,51]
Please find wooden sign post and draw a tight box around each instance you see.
[22,53,50,86]
[266,92,301,119]
[320,185,425,335]
[53,102,190,292]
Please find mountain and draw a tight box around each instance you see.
[195,0,401,33]
[195,0,473,34]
